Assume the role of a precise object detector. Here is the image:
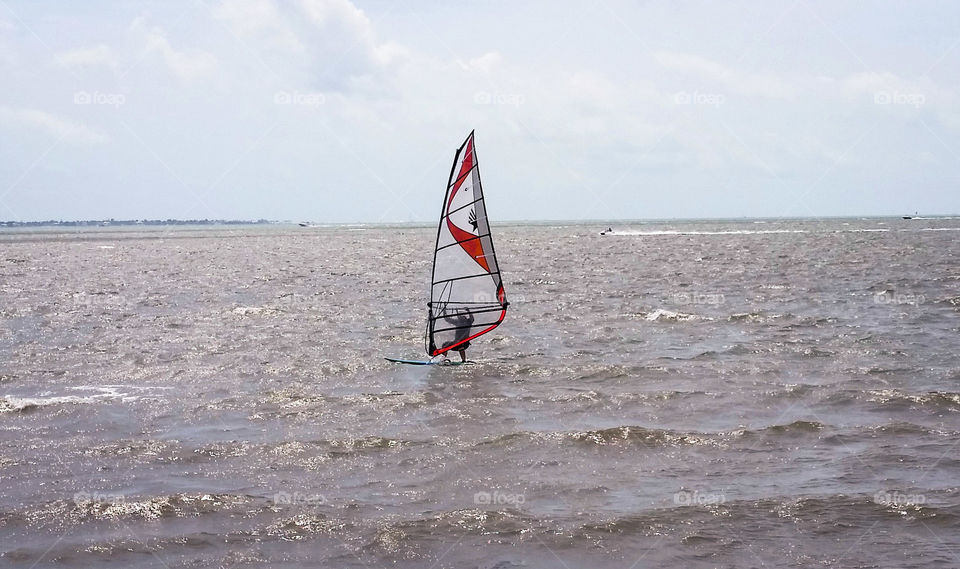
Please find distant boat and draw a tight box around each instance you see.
[903,211,918,220]
[600,227,614,235]
[298,222,309,227]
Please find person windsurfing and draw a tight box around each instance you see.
[440,308,474,362]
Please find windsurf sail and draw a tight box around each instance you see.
[426,131,508,356]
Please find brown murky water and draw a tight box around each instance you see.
[2,218,959,568]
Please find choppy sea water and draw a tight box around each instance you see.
[1,217,959,568]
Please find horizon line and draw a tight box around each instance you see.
[2,214,958,227]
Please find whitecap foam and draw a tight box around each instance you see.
[603,229,808,236]
[644,309,710,322]
[232,306,282,316]
[1,385,169,412]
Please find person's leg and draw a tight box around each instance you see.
[458,349,466,363]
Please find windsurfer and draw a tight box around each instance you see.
[441,309,474,362]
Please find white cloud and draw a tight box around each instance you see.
[132,20,217,80]
[210,0,407,88]
[655,51,793,99]
[55,45,117,69]
[841,71,935,101]
[0,106,108,144]
[298,0,407,66]
[0,18,15,65]
[841,70,958,128]
[212,0,304,52]
[457,52,501,73]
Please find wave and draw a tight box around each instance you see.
[731,420,825,441]
[360,495,960,552]
[268,514,351,540]
[728,312,787,323]
[482,425,721,448]
[10,493,251,529]
[603,229,809,236]
[583,494,960,533]
[936,296,960,308]
[1,385,169,413]
[365,509,532,545]
[326,435,410,453]
[865,389,960,409]
[84,439,171,457]
[262,389,431,415]
[643,309,711,322]
[597,227,956,237]
[483,421,838,449]
[187,435,415,462]
[781,315,836,329]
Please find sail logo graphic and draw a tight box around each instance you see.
[468,209,478,232]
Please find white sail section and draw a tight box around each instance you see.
[426,131,508,356]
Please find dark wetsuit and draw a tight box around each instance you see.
[441,310,475,351]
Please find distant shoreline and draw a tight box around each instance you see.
[1,215,957,229]
[0,219,276,228]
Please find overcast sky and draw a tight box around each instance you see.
[1,1,958,222]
